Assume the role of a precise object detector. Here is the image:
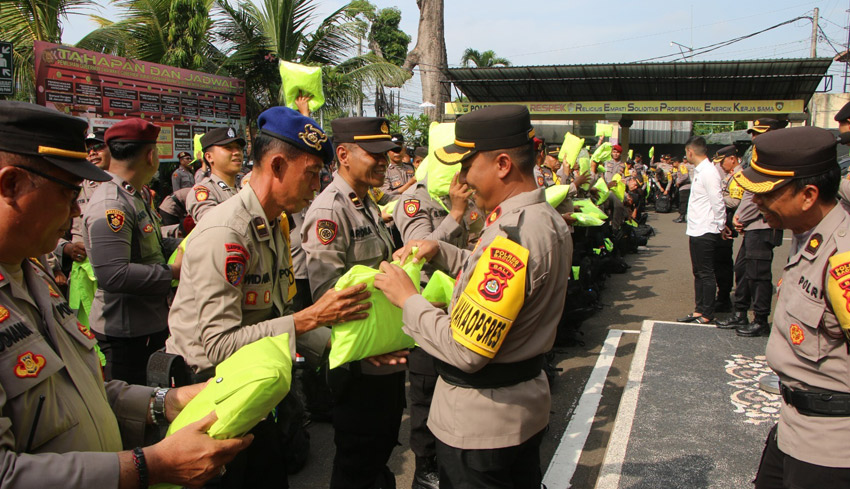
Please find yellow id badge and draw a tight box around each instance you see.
[450,236,529,358]
[828,251,850,340]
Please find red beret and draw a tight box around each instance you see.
[105,118,161,144]
[612,144,623,152]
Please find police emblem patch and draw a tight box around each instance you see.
[195,186,209,202]
[0,306,8,323]
[299,124,328,151]
[316,219,338,245]
[225,257,246,286]
[537,176,545,187]
[380,122,389,134]
[403,199,420,217]
[77,321,95,340]
[264,290,271,304]
[14,351,45,378]
[470,211,479,221]
[46,283,60,298]
[106,209,125,232]
[227,127,236,138]
[245,291,258,305]
[486,206,501,226]
[789,324,804,345]
[143,223,154,233]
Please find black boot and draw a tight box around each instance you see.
[737,315,770,337]
[716,311,748,329]
[412,457,439,489]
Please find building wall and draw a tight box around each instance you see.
[809,93,850,129]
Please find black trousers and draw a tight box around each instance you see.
[689,233,721,317]
[204,416,289,489]
[435,429,544,489]
[755,424,850,489]
[329,368,406,489]
[715,237,734,300]
[733,229,778,318]
[678,188,690,217]
[94,329,168,385]
[408,347,438,460]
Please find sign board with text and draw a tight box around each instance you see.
[0,41,13,96]
[34,41,246,160]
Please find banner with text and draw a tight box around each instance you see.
[446,100,805,117]
[34,41,247,161]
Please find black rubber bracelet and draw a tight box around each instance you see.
[132,447,149,489]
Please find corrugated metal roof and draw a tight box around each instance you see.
[445,59,833,103]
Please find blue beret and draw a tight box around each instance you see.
[257,107,333,164]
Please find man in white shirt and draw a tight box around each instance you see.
[678,136,726,324]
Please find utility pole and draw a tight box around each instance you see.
[845,2,850,92]
[811,7,819,58]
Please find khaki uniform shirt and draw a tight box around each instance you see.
[734,191,771,232]
[767,202,850,467]
[380,163,409,198]
[838,174,850,203]
[676,164,694,191]
[719,164,743,210]
[0,259,152,488]
[83,173,175,337]
[166,184,297,377]
[171,166,194,191]
[302,175,402,375]
[534,166,557,188]
[70,180,103,244]
[186,173,238,223]
[604,159,624,182]
[401,188,572,449]
[393,180,484,250]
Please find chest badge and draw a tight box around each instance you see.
[143,223,154,233]
[106,209,125,232]
[14,351,46,378]
[789,324,805,345]
[245,291,258,305]
[470,211,479,221]
[46,282,60,298]
[0,306,8,323]
[77,321,95,340]
[486,206,502,227]
[403,199,420,217]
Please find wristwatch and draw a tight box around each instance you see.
[150,387,170,426]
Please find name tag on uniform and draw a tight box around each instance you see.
[449,236,529,358]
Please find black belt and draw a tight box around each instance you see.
[780,384,850,417]
[435,355,543,389]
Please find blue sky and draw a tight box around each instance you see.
[59,0,850,111]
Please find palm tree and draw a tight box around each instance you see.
[460,48,510,68]
[213,0,409,130]
[0,0,95,101]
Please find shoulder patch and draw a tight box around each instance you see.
[225,255,247,286]
[486,206,501,227]
[403,199,420,217]
[225,243,249,260]
[106,209,125,232]
[827,250,850,341]
[14,351,46,378]
[805,233,822,255]
[195,186,209,202]
[537,176,545,187]
[449,236,529,358]
[316,219,338,245]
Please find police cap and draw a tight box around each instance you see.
[712,145,737,163]
[547,146,561,157]
[835,101,850,123]
[746,118,788,135]
[413,146,428,158]
[86,129,106,145]
[391,133,404,145]
[105,118,161,144]
[435,105,534,165]
[257,106,333,164]
[0,101,110,182]
[733,126,838,194]
[201,126,245,151]
[331,117,399,153]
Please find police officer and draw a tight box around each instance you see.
[539,146,560,186]
[833,102,850,202]
[167,106,370,488]
[392,168,483,489]
[0,101,249,489]
[374,105,572,488]
[83,118,182,385]
[673,156,693,223]
[381,133,416,198]
[172,151,195,190]
[301,116,406,489]
[713,145,742,313]
[187,127,245,222]
[742,118,788,168]
[604,144,625,182]
[731,126,850,489]
[715,149,784,336]
[412,146,428,169]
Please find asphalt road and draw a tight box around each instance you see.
[288,209,792,489]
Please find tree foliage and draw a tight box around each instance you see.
[461,48,510,68]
